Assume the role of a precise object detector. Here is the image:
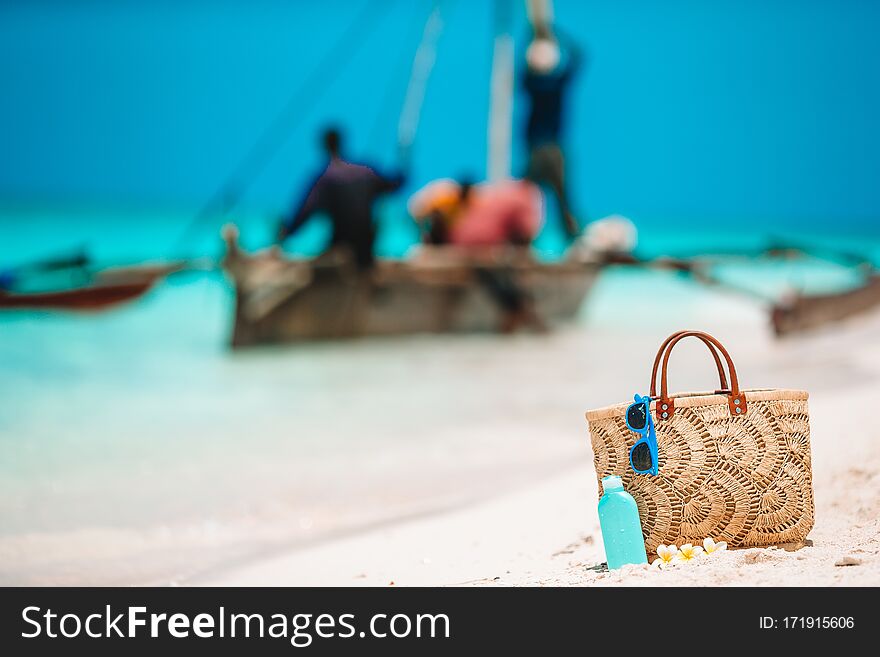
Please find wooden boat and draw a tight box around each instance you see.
[771,273,880,337]
[205,0,609,347]
[223,229,600,347]
[0,263,182,311]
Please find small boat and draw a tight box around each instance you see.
[223,229,600,347]
[0,263,182,311]
[204,0,609,347]
[771,273,880,337]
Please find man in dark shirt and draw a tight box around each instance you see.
[277,128,405,269]
[522,30,583,238]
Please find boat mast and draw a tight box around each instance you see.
[487,0,554,181]
[487,0,515,181]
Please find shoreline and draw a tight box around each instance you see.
[201,385,880,587]
[200,323,880,587]
[3,268,880,586]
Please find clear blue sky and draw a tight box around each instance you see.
[1,0,879,233]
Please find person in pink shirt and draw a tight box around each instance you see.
[409,178,544,249]
[449,179,544,247]
[408,178,547,333]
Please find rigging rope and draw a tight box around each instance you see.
[366,0,424,155]
[396,1,446,167]
[171,0,396,256]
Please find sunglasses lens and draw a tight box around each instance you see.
[631,441,653,472]
[626,403,647,431]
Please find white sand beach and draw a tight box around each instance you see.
[3,267,879,587]
[198,271,880,587]
[202,387,880,587]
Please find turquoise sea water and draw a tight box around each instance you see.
[2,1,880,225]
[1,206,877,584]
[1,208,874,462]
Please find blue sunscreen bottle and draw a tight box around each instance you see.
[598,475,648,569]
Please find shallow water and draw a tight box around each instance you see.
[1,208,876,584]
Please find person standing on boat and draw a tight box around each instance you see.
[521,26,583,239]
[276,128,405,269]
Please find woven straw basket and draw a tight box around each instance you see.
[586,330,814,554]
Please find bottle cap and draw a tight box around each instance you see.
[602,475,623,492]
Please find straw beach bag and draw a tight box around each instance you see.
[586,330,814,554]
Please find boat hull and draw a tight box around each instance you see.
[225,248,599,347]
[0,263,181,312]
[772,275,880,337]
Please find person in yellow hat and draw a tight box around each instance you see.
[408,177,547,333]
[408,178,543,248]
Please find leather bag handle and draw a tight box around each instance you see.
[654,330,747,420]
[650,330,729,398]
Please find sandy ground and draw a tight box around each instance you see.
[200,402,879,586]
[201,311,880,587]
[5,267,879,586]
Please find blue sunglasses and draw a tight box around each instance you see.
[625,394,659,476]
